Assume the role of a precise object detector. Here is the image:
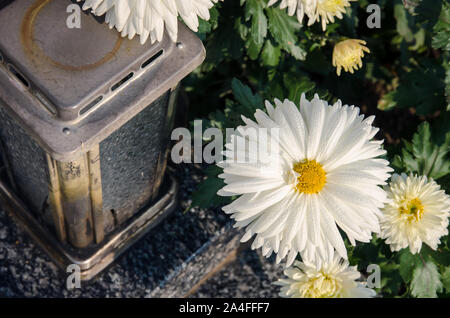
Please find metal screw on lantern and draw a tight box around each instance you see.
[0,0,205,280]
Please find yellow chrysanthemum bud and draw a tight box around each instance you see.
[332,39,370,76]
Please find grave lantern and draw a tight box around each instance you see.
[0,0,205,280]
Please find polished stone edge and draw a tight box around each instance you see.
[150,224,243,298]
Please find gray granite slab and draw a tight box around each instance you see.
[191,249,284,298]
[0,164,244,297]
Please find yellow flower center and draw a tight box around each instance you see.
[320,0,345,13]
[303,273,339,298]
[399,198,424,223]
[293,160,326,194]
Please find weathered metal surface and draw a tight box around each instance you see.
[0,105,49,215]
[99,91,171,227]
[47,147,105,248]
[0,88,180,244]
[46,154,67,243]
[21,0,123,74]
[0,0,204,278]
[152,86,180,201]
[57,156,94,248]
[88,146,104,244]
[0,0,205,161]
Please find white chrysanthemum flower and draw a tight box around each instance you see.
[77,0,220,44]
[275,256,376,298]
[268,0,355,31]
[332,39,370,76]
[218,95,392,266]
[380,173,450,254]
[267,0,318,26]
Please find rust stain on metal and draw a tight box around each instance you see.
[88,146,105,244]
[21,0,123,72]
[46,154,67,243]
[57,155,94,248]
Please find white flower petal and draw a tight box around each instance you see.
[275,256,376,298]
[380,173,450,254]
[218,95,391,265]
[78,0,220,44]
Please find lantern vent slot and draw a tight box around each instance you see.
[141,49,163,69]
[7,64,29,88]
[35,91,57,116]
[111,72,134,92]
[80,95,103,116]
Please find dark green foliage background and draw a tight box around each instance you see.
[182,0,450,297]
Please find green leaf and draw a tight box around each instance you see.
[197,19,211,35]
[393,60,446,115]
[378,260,403,296]
[302,48,333,76]
[190,166,227,209]
[205,16,244,65]
[445,63,450,110]
[231,78,264,117]
[399,249,421,283]
[377,91,397,111]
[340,4,358,37]
[261,39,281,67]
[427,243,450,266]
[245,0,267,46]
[411,260,443,298]
[394,3,415,42]
[442,266,450,293]
[393,122,450,180]
[415,0,443,30]
[432,2,450,51]
[266,7,306,60]
[244,0,268,59]
[283,73,315,105]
